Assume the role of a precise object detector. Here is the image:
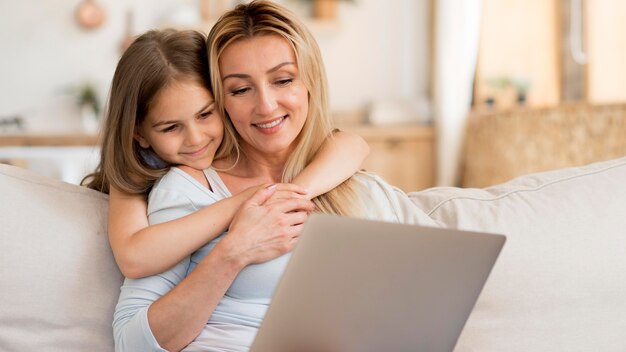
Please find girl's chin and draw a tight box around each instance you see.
[184,157,215,171]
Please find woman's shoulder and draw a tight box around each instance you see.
[350,171,398,221]
[352,171,396,194]
[352,171,438,227]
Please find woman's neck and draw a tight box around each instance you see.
[237,143,292,182]
[213,142,294,194]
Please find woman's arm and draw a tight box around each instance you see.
[292,129,369,198]
[108,182,305,279]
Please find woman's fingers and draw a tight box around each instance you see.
[270,197,315,214]
[266,190,308,204]
[282,210,309,227]
[245,184,278,207]
[226,196,312,265]
[274,183,308,195]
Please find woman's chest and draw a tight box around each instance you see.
[216,171,275,195]
[190,236,291,302]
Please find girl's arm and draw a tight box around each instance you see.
[108,185,260,279]
[109,130,368,279]
[109,181,307,279]
[291,129,369,198]
[109,187,238,279]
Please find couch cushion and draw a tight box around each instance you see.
[0,164,122,351]
[410,156,626,351]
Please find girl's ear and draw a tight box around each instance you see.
[134,129,151,149]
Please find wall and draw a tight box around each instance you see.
[0,0,431,132]
[586,0,626,104]
[474,0,560,109]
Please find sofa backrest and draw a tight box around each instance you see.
[410,156,626,351]
[3,155,626,351]
[462,103,626,187]
[0,164,122,351]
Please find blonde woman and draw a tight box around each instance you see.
[113,2,434,351]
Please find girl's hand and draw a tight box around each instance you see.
[220,185,315,267]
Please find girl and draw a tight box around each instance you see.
[83,28,369,279]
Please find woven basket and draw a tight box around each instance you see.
[460,103,626,188]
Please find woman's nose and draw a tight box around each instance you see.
[254,86,278,116]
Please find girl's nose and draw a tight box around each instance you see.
[185,124,204,146]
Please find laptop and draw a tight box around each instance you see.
[250,213,505,352]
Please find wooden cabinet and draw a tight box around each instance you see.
[338,124,435,192]
[0,133,100,184]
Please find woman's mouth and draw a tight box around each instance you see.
[254,116,287,134]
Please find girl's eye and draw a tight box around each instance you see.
[199,110,213,119]
[230,87,250,96]
[276,78,294,86]
[161,125,178,133]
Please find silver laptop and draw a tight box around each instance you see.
[250,213,505,352]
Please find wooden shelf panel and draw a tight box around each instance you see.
[0,133,99,147]
[337,123,435,192]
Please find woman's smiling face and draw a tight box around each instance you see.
[219,34,309,160]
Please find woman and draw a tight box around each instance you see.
[113,1,434,351]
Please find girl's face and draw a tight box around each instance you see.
[135,80,223,170]
[219,34,309,160]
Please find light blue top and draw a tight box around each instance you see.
[112,167,437,351]
[113,167,290,352]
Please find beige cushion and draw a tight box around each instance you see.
[410,157,626,351]
[0,164,122,351]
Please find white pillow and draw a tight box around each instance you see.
[409,157,626,351]
[0,164,122,351]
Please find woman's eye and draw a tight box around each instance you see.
[230,87,250,96]
[276,78,294,86]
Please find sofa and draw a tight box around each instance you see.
[1,156,625,351]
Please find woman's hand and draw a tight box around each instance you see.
[267,183,310,203]
[220,184,315,267]
[238,183,308,204]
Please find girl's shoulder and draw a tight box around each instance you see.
[149,167,229,206]
[151,167,209,198]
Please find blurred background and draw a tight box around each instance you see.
[1,0,625,190]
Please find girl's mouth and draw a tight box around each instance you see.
[184,143,209,157]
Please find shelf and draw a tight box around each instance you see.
[0,133,99,147]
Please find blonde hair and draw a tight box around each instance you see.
[207,0,365,216]
[83,29,232,194]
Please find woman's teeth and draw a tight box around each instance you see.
[256,116,285,129]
